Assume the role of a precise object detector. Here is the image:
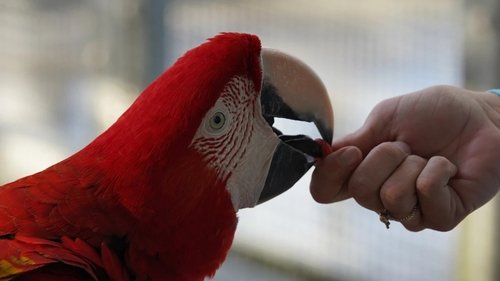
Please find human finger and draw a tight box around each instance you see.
[380,155,425,217]
[416,156,459,231]
[379,155,426,231]
[348,141,411,212]
[310,146,362,203]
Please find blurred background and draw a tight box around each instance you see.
[0,0,498,280]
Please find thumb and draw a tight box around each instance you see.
[331,127,381,156]
[332,100,396,155]
[310,146,363,203]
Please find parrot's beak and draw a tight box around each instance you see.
[257,48,333,204]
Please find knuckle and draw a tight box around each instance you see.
[407,155,426,167]
[380,184,405,207]
[372,142,408,161]
[417,156,456,195]
[430,155,449,167]
[428,85,457,96]
[431,156,456,175]
[348,177,372,201]
[415,176,435,195]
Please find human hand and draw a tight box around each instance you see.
[310,85,500,231]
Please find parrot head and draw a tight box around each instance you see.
[170,33,332,208]
[0,32,333,281]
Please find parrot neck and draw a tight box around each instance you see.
[123,148,238,280]
[70,110,238,280]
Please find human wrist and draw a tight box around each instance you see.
[488,89,500,97]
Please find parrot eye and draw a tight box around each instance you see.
[200,102,231,137]
[208,111,226,131]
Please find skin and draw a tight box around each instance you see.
[310,85,500,231]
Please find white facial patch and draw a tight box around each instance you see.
[190,76,280,210]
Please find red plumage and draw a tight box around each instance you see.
[0,33,263,280]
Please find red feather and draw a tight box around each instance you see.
[0,33,262,280]
[0,235,123,280]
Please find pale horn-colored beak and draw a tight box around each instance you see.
[258,48,334,204]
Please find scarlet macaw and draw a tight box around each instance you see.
[0,33,333,281]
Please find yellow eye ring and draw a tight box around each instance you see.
[209,111,226,131]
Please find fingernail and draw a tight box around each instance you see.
[339,147,360,167]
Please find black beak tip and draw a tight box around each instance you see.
[323,128,333,145]
[257,142,315,205]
